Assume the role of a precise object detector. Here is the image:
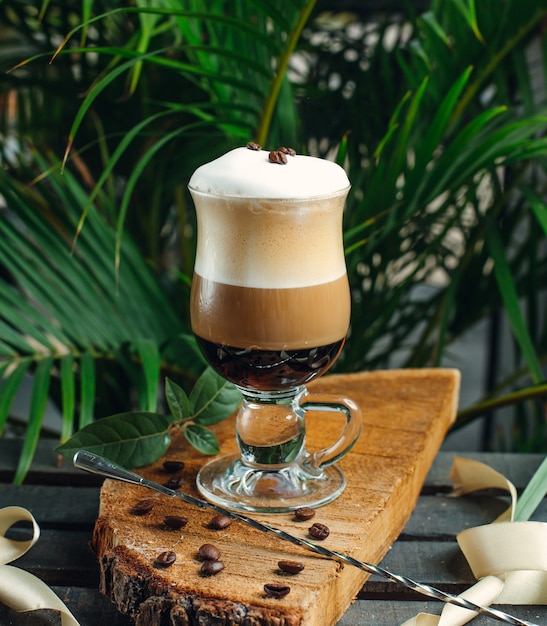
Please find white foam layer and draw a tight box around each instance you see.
[191,193,348,288]
[189,147,349,198]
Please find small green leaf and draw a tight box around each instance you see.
[165,377,191,423]
[190,367,241,426]
[55,411,172,468]
[183,423,220,455]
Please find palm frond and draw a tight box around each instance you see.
[0,155,202,481]
[0,0,545,474]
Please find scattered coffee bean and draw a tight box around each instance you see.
[277,146,296,156]
[155,551,176,567]
[246,141,261,151]
[309,522,330,540]
[163,515,188,530]
[268,150,288,164]
[264,583,291,598]
[164,475,184,490]
[200,560,224,576]
[208,514,232,530]
[278,560,305,574]
[131,497,155,515]
[198,543,221,561]
[294,507,315,521]
[162,460,185,473]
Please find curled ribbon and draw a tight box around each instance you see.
[0,506,81,626]
[402,456,547,626]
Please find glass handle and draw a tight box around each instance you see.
[300,392,363,471]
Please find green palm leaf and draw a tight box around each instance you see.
[0,154,201,478]
[13,356,53,484]
[486,226,543,385]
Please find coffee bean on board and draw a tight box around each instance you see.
[309,522,330,540]
[294,507,315,521]
[162,460,185,473]
[155,551,176,567]
[278,560,305,574]
[200,560,224,576]
[164,475,184,489]
[163,515,188,530]
[198,543,221,561]
[208,514,232,530]
[264,583,291,598]
[131,498,155,515]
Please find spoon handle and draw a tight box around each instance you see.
[73,450,537,626]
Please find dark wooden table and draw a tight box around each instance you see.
[1,439,545,626]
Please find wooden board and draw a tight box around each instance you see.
[92,368,460,626]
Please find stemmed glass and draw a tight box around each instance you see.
[189,147,362,513]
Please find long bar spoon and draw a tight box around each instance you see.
[73,450,538,626]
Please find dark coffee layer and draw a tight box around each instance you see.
[195,337,345,391]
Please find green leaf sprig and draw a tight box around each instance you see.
[56,368,242,469]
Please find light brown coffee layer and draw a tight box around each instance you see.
[191,274,350,350]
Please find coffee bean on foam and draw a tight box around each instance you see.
[189,148,349,289]
[189,146,349,200]
[189,148,350,290]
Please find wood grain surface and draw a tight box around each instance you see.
[92,369,460,626]
[1,440,546,625]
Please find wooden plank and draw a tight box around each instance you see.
[13,528,547,598]
[0,587,133,626]
[5,525,474,593]
[5,528,99,587]
[337,600,547,626]
[366,540,474,594]
[93,369,460,626]
[2,380,546,626]
[425,452,546,492]
[0,528,495,593]
[0,485,99,527]
[0,438,102,486]
[0,436,544,491]
[3,482,544,539]
[2,588,546,626]
[402,494,547,538]
[5,504,546,594]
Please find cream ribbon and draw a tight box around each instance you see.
[0,506,81,626]
[402,456,547,626]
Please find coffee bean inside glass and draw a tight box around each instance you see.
[189,145,362,513]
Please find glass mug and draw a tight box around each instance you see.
[189,156,362,513]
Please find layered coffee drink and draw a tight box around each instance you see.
[189,146,362,511]
[189,146,351,391]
